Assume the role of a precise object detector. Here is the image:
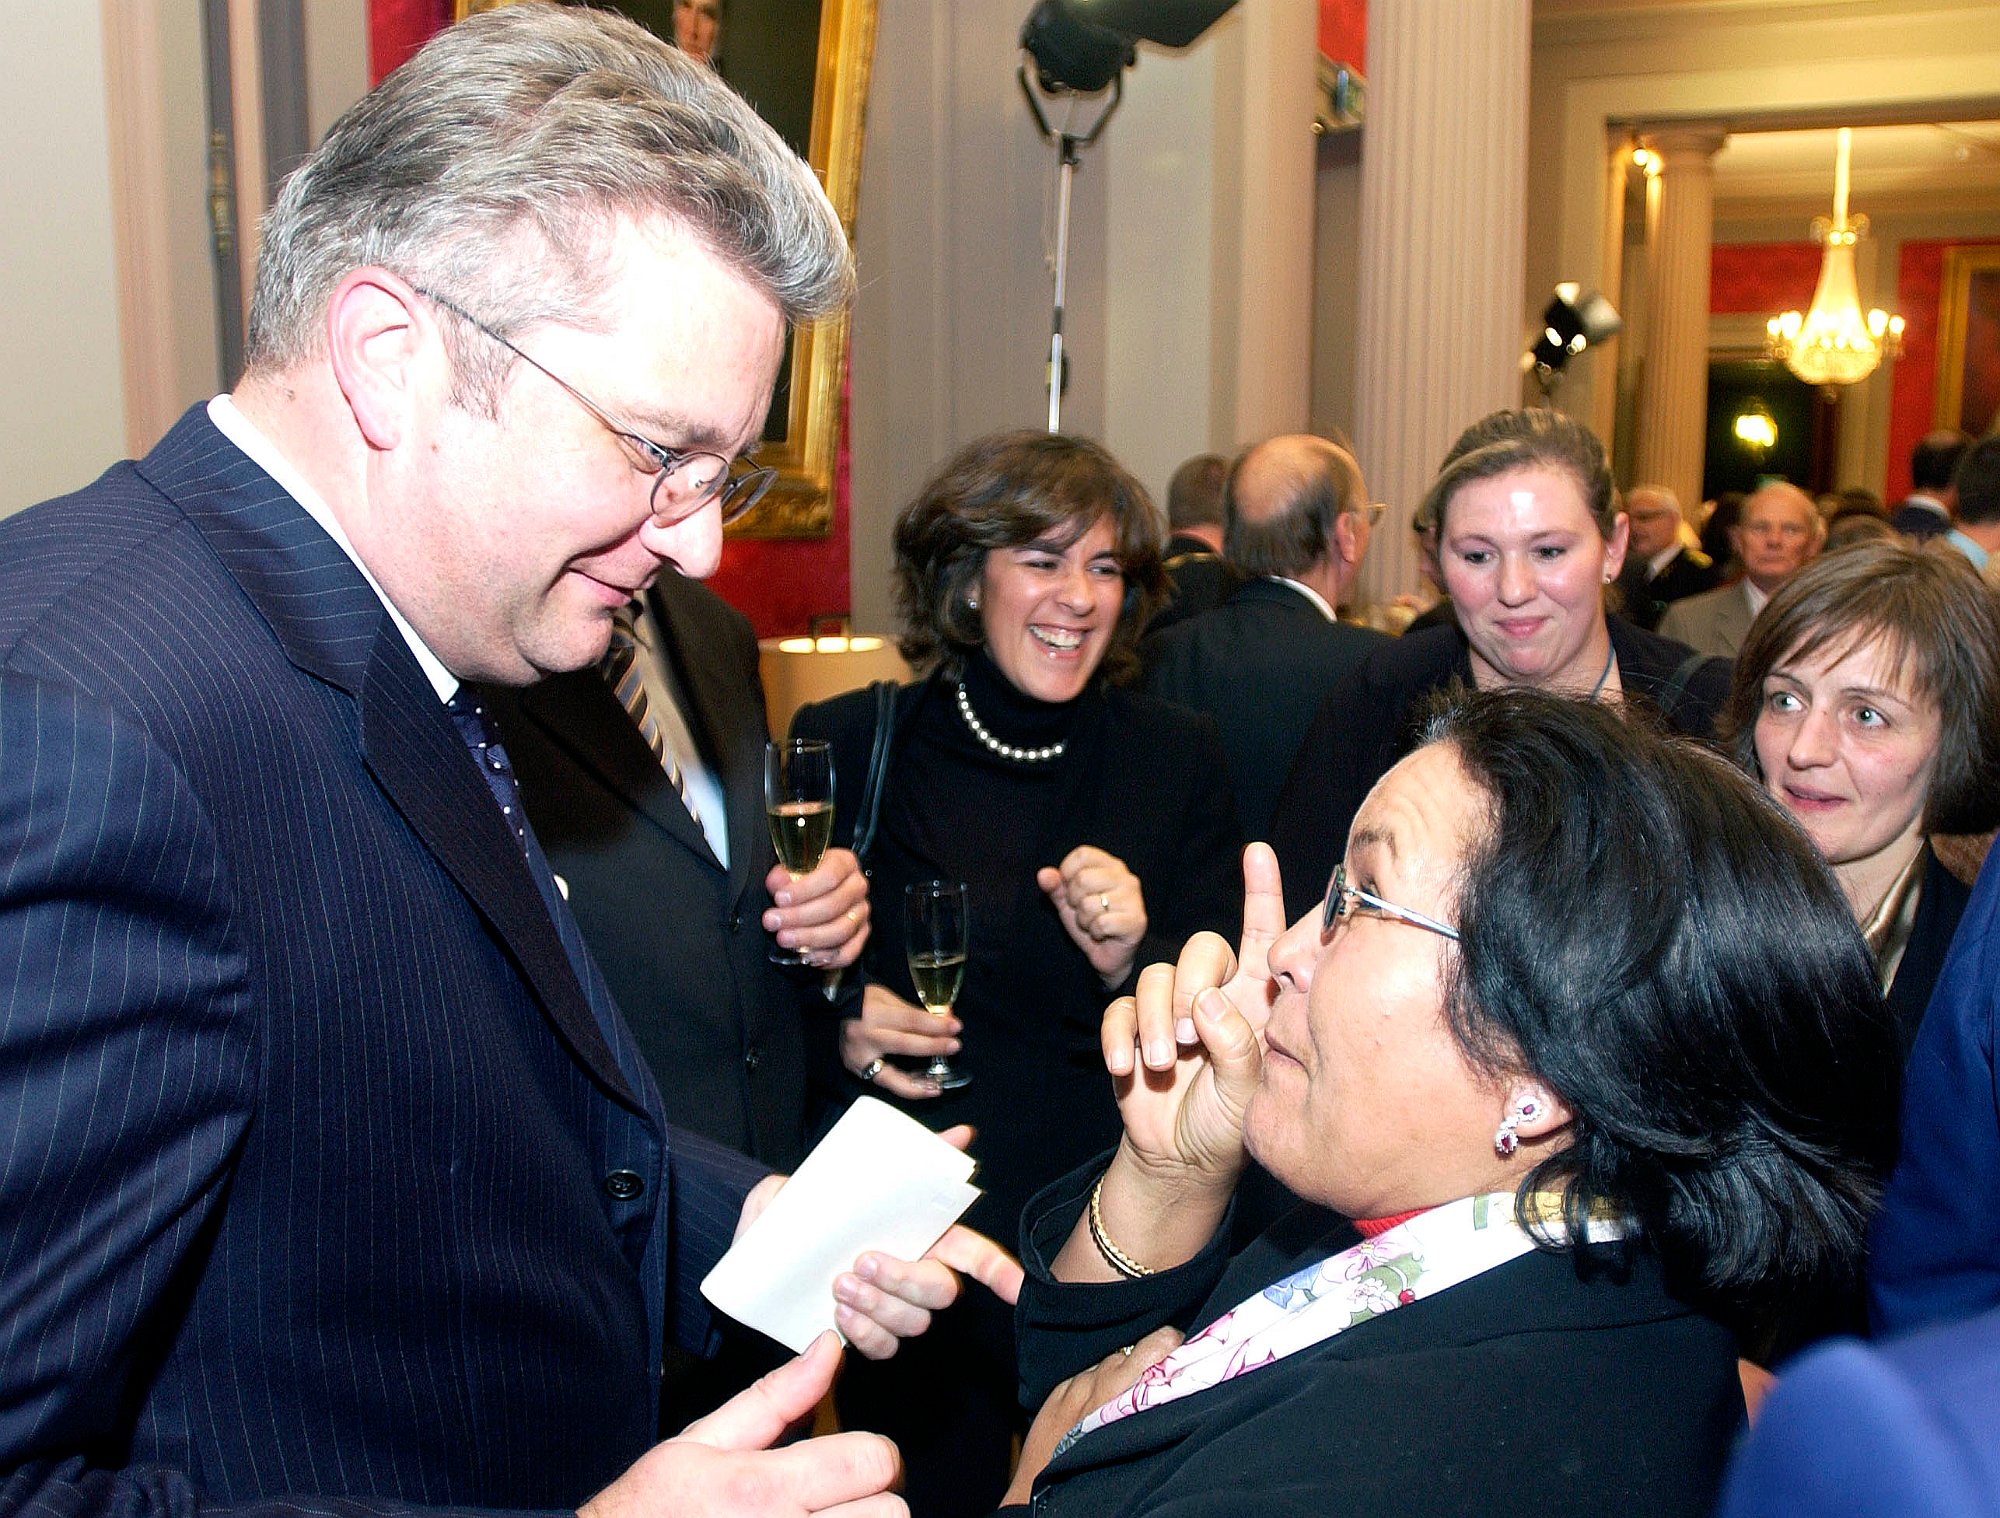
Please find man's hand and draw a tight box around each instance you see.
[764,848,870,968]
[733,1128,1025,1360]
[581,1332,904,1518]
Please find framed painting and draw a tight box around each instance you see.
[453,0,877,537]
[1934,246,2000,440]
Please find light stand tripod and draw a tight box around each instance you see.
[1018,67,1122,432]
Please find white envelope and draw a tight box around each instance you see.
[701,1096,984,1354]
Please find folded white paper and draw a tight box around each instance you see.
[701,1096,983,1353]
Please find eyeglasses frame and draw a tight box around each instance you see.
[412,285,775,529]
[1320,861,1460,942]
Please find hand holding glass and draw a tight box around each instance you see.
[905,882,971,1090]
[765,739,834,964]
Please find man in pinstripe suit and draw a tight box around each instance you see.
[0,10,1011,1518]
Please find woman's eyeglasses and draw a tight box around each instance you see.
[1321,863,1460,941]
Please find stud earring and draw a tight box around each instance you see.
[966,595,979,611]
[1494,1095,1543,1158]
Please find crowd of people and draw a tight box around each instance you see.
[2,8,1999,1518]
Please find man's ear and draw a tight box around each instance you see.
[1333,509,1365,567]
[325,269,434,452]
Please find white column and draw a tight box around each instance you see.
[1631,127,1727,514]
[1352,0,1532,605]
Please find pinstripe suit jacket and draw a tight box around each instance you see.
[0,407,763,1518]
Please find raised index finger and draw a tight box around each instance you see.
[1234,843,1288,980]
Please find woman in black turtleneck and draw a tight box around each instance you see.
[791,430,1242,1518]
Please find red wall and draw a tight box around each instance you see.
[1710,237,2000,501]
[1318,0,1365,69]
[1884,238,2000,502]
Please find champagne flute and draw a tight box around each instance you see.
[905,881,971,1090]
[765,738,835,965]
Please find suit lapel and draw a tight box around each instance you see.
[517,669,718,866]
[649,580,767,904]
[156,406,635,1105]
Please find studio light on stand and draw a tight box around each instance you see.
[1524,282,1621,404]
[1018,0,1238,431]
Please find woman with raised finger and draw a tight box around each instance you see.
[999,688,1898,1518]
[1720,539,2000,1054]
[789,430,1242,1517]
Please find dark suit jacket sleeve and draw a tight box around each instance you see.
[1267,660,1400,925]
[0,675,347,1518]
[1869,851,2000,1336]
[1013,1161,1237,1411]
[1116,707,1243,995]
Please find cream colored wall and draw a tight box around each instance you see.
[1528,0,2000,453]
[2,7,125,514]
[2,1,367,521]
[848,0,1316,631]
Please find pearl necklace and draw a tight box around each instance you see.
[955,681,1065,763]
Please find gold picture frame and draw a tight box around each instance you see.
[1933,245,2000,439]
[451,0,878,538]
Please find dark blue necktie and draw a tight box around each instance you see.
[445,689,628,1055]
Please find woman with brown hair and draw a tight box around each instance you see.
[1722,538,2000,1050]
[790,429,1242,1516]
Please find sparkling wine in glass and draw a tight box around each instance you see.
[905,881,971,1091]
[765,738,834,964]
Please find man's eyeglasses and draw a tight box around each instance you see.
[1359,503,1388,528]
[413,286,775,528]
[1321,863,1460,942]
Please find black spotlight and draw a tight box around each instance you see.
[1526,282,1622,400]
[1018,0,1239,427]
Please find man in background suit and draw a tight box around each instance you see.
[1144,435,1387,837]
[1145,452,1247,635]
[1660,481,1821,659]
[1891,429,1972,540]
[1612,484,1716,631]
[0,12,1008,1518]
[488,569,868,1172]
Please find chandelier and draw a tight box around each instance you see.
[1766,127,1904,388]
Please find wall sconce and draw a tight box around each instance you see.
[1733,400,1778,454]
[757,630,911,739]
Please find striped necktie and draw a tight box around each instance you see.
[602,603,702,831]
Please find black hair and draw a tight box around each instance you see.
[1954,435,2000,528]
[1911,429,1973,493]
[1417,688,1900,1333]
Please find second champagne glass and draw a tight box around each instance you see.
[905,881,971,1090]
[764,738,834,965]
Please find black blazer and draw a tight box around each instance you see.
[0,408,763,1518]
[1615,546,1720,632]
[1142,579,1389,838]
[1269,619,1732,922]
[489,574,820,1166]
[1005,1166,1744,1518]
[1144,534,1247,636]
[1885,845,1973,1061]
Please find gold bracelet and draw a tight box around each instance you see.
[1088,1174,1154,1279]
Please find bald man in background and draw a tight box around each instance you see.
[1659,481,1822,659]
[1143,434,1387,837]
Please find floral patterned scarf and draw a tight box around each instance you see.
[1057,1191,1622,1457]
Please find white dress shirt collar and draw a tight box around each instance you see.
[208,395,459,703]
[1270,576,1338,623]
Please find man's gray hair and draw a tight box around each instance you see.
[246,2,852,398]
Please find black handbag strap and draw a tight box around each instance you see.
[852,679,898,865]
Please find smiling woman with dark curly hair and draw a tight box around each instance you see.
[790,429,1243,1516]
